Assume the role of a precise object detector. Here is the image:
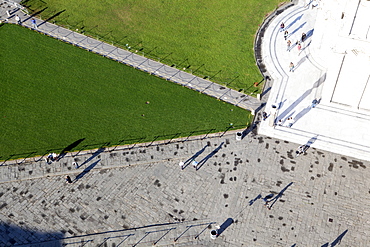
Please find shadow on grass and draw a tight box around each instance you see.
[57,138,85,161]
[23,7,48,23]
[38,9,66,27]
[1,151,37,165]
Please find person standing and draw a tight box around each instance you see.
[31,18,37,29]
[284,30,289,40]
[15,15,21,25]
[72,162,79,169]
[289,62,294,72]
[191,159,198,169]
[287,40,291,51]
[297,42,302,53]
[301,32,307,42]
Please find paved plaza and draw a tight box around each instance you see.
[0,130,369,246]
[1,0,370,246]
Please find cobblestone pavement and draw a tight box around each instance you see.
[0,129,369,246]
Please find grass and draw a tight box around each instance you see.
[0,24,252,160]
[23,0,284,93]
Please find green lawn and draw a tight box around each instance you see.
[23,0,283,93]
[0,24,252,160]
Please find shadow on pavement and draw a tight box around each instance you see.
[183,145,208,168]
[277,73,326,121]
[78,147,105,167]
[0,223,64,246]
[196,142,224,170]
[74,159,101,182]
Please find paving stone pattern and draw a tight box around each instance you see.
[0,129,369,246]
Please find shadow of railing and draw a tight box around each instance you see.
[1,151,37,165]
[1,125,246,165]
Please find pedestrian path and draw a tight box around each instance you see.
[0,0,261,113]
[258,0,370,161]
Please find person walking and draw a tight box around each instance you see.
[65,176,73,184]
[286,117,294,127]
[31,18,37,29]
[280,22,285,32]
[15,15,21,25]
[289,62,294,72]
[295,145,307,156]
[72,162,79,169]
[179,161,185,170]
[297,42,302,53]
[262,112,268,121]
[287,40,291,51]
[284,30,289,40]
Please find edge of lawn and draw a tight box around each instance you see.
[1,1,295,162]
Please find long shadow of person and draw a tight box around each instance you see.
[78,147,105,168]
[249,194,262,206]
[290,22,306,36]
[285,14,304,30]
[196,142,224,170]
[57,138,85,161]
[305,135,318,147]
[74,159,100,182]
[183,145,208,168]
[265,182,293,210]
[330,229,348,247]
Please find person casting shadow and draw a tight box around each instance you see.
[196,142,224,170]
[183,145,208,169]
[74,159,100,182]
[264,182,293,210]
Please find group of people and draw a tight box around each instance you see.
[178,159,199,170]
[44,152,79,183]
[45,153,57,164]
[10,13,38,29]
[295,145,308,156]
[280,21,309,72]
[276,116,295,127]
[262,111,295,127]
